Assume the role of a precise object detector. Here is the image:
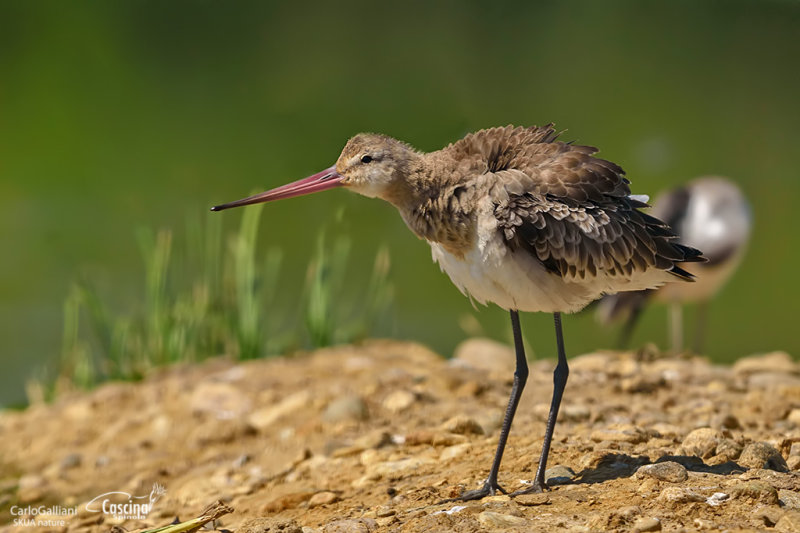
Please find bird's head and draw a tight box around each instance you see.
[211,133,419,212]
[335,133,418,200]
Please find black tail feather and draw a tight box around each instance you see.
[676,243,705,263]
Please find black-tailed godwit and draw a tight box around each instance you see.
[212,124,704,499]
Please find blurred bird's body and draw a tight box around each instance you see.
[213,124,703,499]
[597,176,751,351]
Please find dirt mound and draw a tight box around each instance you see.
[2,340,800,532]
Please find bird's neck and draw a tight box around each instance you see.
[387,156,476,258]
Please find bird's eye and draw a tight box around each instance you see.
[361,155,373,164]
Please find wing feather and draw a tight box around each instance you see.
[470,125,704,281]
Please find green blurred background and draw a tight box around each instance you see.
[2,0,798,407]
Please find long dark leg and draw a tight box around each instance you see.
[693,301,708,354]
[617,304,643,350]
[455,309,529,501]
[614,290,651,350]
[515,312,569,494]
[669,303,683,353]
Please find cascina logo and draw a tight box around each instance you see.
[85,483,166,520]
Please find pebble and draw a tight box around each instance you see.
[366,457,436,477]
[454,380,484,397]
[403,430,468,446]
[432,504,467,516]
[616,506,642,520]
[433,433,469,446]
[679,427,723,459]
[453,338,516,376]
[238,517,303,533]
[375,516,396,527]
[477,511,527,528]
[404,430,435,445]
[440,415,484,435]
[779,489,800,510]
[545,465,576,485]
[590,426,647,444]
[16,474,46,504]
[323,518,378,533]
[561,403,591,421]
[60,452,82,470]
[263,490,315,512]
[714,438,743,462]
[791,456,800,470]
[706,379,729,393]
[351,474,376,489]
[359,448,381,466]
[635,461,688,483]
[322,395,369,423]
[483,495,511,503]
[776,510,800,532]
[569,352,612,374]
[587,506,641,531]
[289,448,313,470]
[382,390,416,413]
[375,506,395,517]
[616,357,641,376]
[738,442,789,472]
[728,480,779,504]
[732,351,796,375]
[758,506,784,527]
[632,517,661,532]
[189,418,250,446]
[693,518,718,529]
[248,390,311,430]
[439,443,472,461]
[578,450,609,469]
[620,375,663,394]
[190,382,251,419]
[705,492,729,506]
[308,491,340,507]
[712,413,742,430]
[636,478,660,495]
[515,493,550,506]
[650,423,681,438]
[353,430,392,450]
[656,487,705,504]
[787,409,800,426]
[748,372,800,388]
[232,454,250,468]
[331,445,366,458]
[476,411,503,435]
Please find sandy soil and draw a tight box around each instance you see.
[1,339,799,532]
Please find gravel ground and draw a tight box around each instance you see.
[1,339,799,532]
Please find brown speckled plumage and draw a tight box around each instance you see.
[348,124,701,278]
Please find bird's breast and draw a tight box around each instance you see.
[427,207,599,313]
[427,203,677,314]
[398,198,475,258]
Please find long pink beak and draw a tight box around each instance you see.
[211,166,343,211]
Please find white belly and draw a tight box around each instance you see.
[429,211,677,314]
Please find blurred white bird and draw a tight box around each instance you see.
[597,176,752,352]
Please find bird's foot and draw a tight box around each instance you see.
[511,480,548,496]
[440,479,507,503]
